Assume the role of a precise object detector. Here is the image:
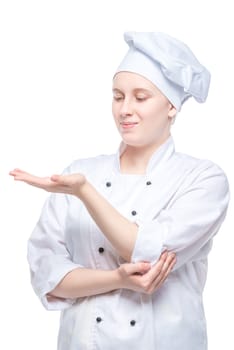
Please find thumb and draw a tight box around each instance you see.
[127,262,151,275]
[50,174,61,182]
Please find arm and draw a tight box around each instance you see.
[10,170,176,309]
[48,267,123,299]
[76,162,229,270]
[131,162,230,269]
[78,181,137,262]
[27,192,84,310]
[27,191,175,309]
[10,169,138,261]
[48,251,176,299]
[11,161,228,271]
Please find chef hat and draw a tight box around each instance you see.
[115,32,211,111]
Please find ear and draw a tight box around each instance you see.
[168,103,177,119]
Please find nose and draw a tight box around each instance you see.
[120,98,133,118]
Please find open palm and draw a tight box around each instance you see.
[9,168,86,196]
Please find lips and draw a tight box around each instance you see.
[120,122,138,129]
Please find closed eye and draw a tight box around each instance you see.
[113,96,124,101]
[135,94,149,101]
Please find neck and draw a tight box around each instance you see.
[120,135,170,174]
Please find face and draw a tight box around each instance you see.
[112,72,176,150]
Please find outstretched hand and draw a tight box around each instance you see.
[9,169,86,197]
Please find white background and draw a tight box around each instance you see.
[0,1,233,349]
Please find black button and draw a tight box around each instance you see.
[146,181,152,186]
[98,247,104,253]
[131,210,137,216]
[96,317,102,323]
[130,320,136,326]
[106,182,111,187]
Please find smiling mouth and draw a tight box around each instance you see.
[120,122,138,129]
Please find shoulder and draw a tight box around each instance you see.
[173,150,227,176]
[172,151,229,198]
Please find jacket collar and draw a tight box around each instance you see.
[115,135,175,174]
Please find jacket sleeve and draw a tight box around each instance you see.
[27,191,83,311]
[131,162,230,270]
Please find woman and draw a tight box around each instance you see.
[10,32,229,350]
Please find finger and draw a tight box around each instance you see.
[156,253,176,281]
[51,175,80,190]
[159,250,168,261]
[9,169,29,177]
[50,174,63,183]
[11,170,56,189]
[146,253,175,286]
[132,262,151,275]
[10,168,25,173]
[153,256,177,290]
[9,169,38,181]
[135,262,151,274]
[148,251,169,276]
[122,262,151,276]
[10,169,73,194]
[138,253,169,287]
[51,174,76,186]
[151,254,176,290]
[160,253,176,275]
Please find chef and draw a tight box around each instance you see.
[10,32,230,350]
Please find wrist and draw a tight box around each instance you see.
[76,178,90,199]
[112,268,124,289]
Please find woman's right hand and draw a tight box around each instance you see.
[117,251,176,295]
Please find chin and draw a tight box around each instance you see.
[121,137,146,148]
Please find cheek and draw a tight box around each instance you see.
[142,106,170,131]
[112,102,118,117]
[112,104,119,125]
[147,102,170,120]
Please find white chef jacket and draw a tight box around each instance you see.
[27,136,230,350]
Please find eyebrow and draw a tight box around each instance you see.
[112,88,154,95]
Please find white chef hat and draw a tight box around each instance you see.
[115,32,211,111]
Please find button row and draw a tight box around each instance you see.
[105,179,151,218]
[96,317,136,326]
[106,181,152,187]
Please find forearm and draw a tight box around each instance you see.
[10,170,137,261]
[79,182,138,262]
[48,267,122,299]
[48,255,176,301]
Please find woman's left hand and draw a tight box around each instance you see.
[9,169,86,197]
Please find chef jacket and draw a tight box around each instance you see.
[27,136,230,350]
